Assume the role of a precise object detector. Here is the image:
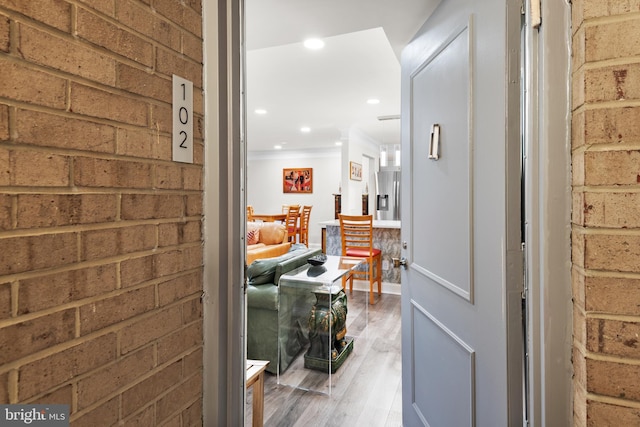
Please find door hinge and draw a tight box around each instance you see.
[521,242,528,300]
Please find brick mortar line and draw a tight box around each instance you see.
[0,57,205,120]
[573,300,586,316]
[585,312,640,323]
[70,0,204,50]
[120,385,203,425]
[0,292,203,375]
[582,268,640,280]
[579,144,640,152]
[585,392,640,410]
[0,266,202,330]
[2,5,204,82]
[583,99,640,110]
[582,55,640,70]
[585,350,640,366]
[0,270,203,334]
[0,93,206,140]
[0,216,204,239]
[0,141,206,169]
[69,364,203,423]
[570,144,586,154]
[0,186,204,196]
[573,337,587,356]
[0,6,73,41]
[581,11,640,27]
[151,393,201,426]
[0,242,203,290]
[0,252,202,306]
[571,225,640,236]
[571,103,587,115]
[574,186,640,193]
[8,369,17,404]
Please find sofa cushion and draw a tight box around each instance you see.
[246,245,315,286]
[259,223,287,244]
[246,255,281,285]
[247,242,291,267]
[274,246,322,284]
[247,283,279,310]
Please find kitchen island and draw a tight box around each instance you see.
[319,219,401,286]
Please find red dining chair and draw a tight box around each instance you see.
[339,214,382,304]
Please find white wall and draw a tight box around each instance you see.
[248,129,380,245]
[247,149,341,246]
[342,127,380,214]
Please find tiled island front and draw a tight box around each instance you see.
[320,219,401,287]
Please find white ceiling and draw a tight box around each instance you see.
[245,0,439,152]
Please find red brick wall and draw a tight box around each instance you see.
[572,1,640,425]
[0,0,204,425]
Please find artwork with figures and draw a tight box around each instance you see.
[283,168,313,193]
[349,161,362,181]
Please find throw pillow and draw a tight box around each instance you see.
[247,228,260,245]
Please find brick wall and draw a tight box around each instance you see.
[0,0,204,425]
[572,1,640,425]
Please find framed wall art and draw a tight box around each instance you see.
[283,168,313,193]
[349,161,362,181]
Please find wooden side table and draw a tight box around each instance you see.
[246,359,269,427]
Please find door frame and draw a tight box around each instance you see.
[202,0,246,425]
[200,0,573,425]
[522,1,573,425]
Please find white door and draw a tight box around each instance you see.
[400,0,523,425]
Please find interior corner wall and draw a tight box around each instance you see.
[0,2,205,424]
[247,150,340,245]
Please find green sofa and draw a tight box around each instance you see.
[246,244,322,374]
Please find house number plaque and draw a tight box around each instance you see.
[172,75,193,164]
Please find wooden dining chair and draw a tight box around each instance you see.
[339,214,382,305]
[297,205,313,246]
[284,204,300,243]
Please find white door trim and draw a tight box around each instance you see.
[523,1,573,425]
[202,0,245,425]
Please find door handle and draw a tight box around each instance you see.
[392,257,408,269]
[429,124,440,160]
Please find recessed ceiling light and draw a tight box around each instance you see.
[367,98,380,105]
[335,141,342,146]
[274,145,282,150]
[303,38,325,50]
[300,126,311,133]
[255,109,267,115]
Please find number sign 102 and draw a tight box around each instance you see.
[172,75,193,164]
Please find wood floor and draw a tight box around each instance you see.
[245,290,402,427]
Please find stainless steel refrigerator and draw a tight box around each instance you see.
[375,170,401,220]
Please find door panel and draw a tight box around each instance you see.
[412,21,473,302]
[412,303,475,426]
[401,0,522,425]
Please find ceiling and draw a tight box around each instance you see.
[245,0,439,153]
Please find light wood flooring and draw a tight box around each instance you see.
[245,290,402,427]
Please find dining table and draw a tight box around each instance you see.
[251,213,287,222]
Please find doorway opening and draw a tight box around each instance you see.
[242,1,428,424]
